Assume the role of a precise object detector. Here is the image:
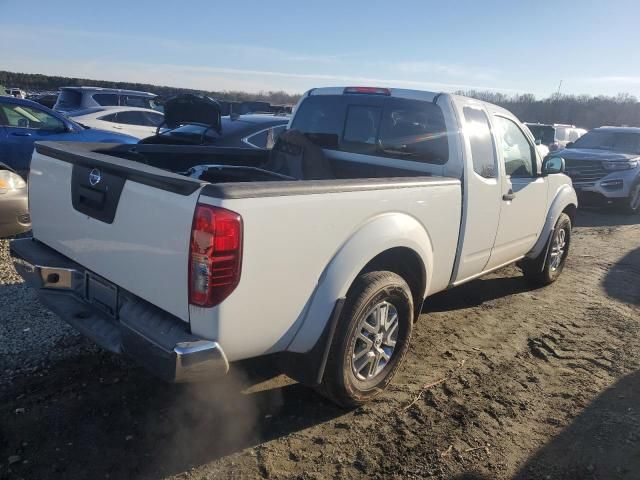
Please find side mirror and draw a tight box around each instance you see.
[565,141,574,148]
[535,139,542,145]
[542,156,565,175]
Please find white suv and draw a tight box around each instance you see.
[54,87,160,114]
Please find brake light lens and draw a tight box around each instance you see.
[343,86,391,96]
[189,204,243,307]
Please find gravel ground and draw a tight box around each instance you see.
[0,240,98,383]
[0,209,639,480]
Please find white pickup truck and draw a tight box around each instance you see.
[11,87,577,407]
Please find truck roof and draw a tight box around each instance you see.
[305,87,515,118]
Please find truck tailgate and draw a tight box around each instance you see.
[28,143,204,322]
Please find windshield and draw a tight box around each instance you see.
[570,131,640,154]
[526,125,555,145]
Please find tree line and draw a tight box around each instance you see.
[2,70,639,128]
[0,70,301,106]
[457,90,640,129]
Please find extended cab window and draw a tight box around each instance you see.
[463,107,496,178]
[291,95,449,164]
[494,116,535,177]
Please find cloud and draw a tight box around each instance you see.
[1,53,522,94]
[0,23,517,94]
[389,60,499,82]
[580,76,640,85]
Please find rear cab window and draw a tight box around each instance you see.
[291,94,449,165]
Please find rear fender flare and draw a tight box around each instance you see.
[527,183,578,259]
[287,213,433,353]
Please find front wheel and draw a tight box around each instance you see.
[318,271,414,408]
[620,182,640,214]
[522,213,572,286]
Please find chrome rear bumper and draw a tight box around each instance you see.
[10,238,228,382]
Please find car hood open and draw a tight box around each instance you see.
[163,94,222,132]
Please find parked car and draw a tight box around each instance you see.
[525,123,587,152]
[11,86,577,407]
[523,124,550,159]
[53,87,161,114]
[0,162,30,238]
[558,126,640,213]
[140,114,289,148]
[5,88,26,99]
[0,96,138,175]
[68,107,165,139]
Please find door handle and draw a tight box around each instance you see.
[113,125,123,129]
[502,190,516,201]
[11,132,31,137]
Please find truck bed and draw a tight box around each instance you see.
[28,141,461,361]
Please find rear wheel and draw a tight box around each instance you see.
[318,271,413,408]
[522,213,572,286]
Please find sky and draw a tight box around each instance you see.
[1,0,639,98]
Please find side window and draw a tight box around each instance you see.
[143,112,164,127]
[0,104,65,130]
[463,107,496,178]
[493,116,535,177]
[123,95,154,109]
[378,98,449,164]
[92,93,119,106]
[116,111,145,125]
[98,113,119,123]
[245,129,269,148]
[246,125,288,149]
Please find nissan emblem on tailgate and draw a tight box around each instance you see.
[89,168,102,186]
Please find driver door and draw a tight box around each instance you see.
[0,102,70,173]
[485,114,548,270]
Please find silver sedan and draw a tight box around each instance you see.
[0,165,30,238]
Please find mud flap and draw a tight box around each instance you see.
[278,298,345,386]
[520,227,555,273]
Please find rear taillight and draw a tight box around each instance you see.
[189,204,243,307]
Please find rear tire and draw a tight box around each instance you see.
[522,213,572,286]
[318,271,413,408]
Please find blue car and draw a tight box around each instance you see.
[0,96,137,176]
